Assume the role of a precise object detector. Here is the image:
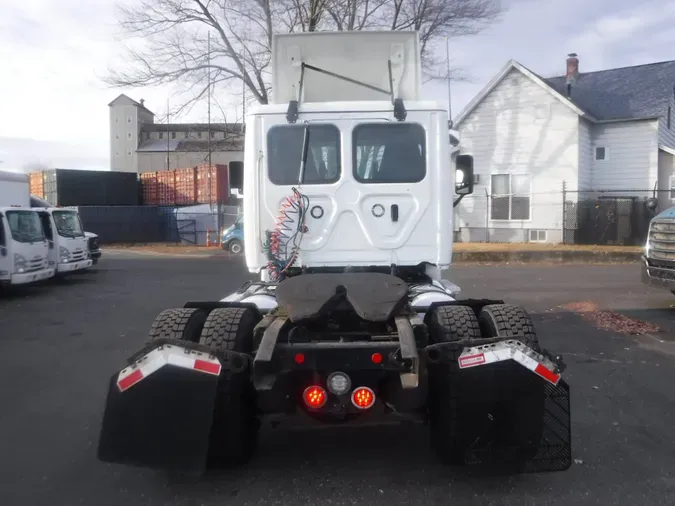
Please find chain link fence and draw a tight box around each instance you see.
[562,190,667,246]
[453,187,669,246]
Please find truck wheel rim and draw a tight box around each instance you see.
[231,243,241,254]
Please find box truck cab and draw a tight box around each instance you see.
[0,207,55,286]
[0,170,55,286]
[35,207,92,274]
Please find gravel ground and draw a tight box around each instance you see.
[1,254,674,506]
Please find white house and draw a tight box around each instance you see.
[452,55,675,244]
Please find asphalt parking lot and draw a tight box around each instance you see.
[1,253,675,506]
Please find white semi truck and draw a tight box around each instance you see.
[0,170,55,287]
[97,31,571,477]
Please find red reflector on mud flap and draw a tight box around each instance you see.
[534,363,561,384]
[193,359,221,375]
[117,369,143,392]
[457,340,562,386]
[116,346,222,392]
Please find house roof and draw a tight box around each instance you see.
[108,93,155,115]
[545,60,675,121]
[453,60,593,127]
[136,138,244,153]
[140,122,244,134]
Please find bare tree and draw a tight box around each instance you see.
[105,0,503,114]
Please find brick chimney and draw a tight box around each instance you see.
[565,53,579,97]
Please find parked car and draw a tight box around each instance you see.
[221,215,243,254]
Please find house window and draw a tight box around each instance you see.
[171,131,176,139]
[210,131,216,138]
[595,146,607,160]
[198,131,203,138]
[529,230,547,242]
[159,132,163,139]
[146,132,150,140]
[491,174,531,220]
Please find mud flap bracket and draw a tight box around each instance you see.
[394,316,419,389]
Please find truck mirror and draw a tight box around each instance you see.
[455,154,474,195]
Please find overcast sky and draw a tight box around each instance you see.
[1,0,675,170]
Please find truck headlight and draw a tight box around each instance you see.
[14,254,27,273]
[59,246,71,263]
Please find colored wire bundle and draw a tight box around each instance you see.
[264,187,310,281]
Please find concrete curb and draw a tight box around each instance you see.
[452,250,642,263]
[105,247,642,263]
[103,249,237,259]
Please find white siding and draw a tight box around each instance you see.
[456,67,580,243]
[578,119,593,190]
[590,120,659,190]
[658,90,675,149]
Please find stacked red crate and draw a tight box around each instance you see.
[174,167,197,206]
[196,164,229,204]
[29,172,45,199]
[140,172,158,205]
[157,170,176,206]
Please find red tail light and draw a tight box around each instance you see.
[302,385,327,409]
[351,387,376,410]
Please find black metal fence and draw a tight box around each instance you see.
[562,189,667,246]
[77,204,241,245]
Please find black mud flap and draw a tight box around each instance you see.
[458,360,572,474]
[97,338,251,475]
[97,363,220,475]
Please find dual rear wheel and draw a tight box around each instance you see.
[146,303,545,471]
[148,306,261,468]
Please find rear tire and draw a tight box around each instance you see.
[478,304,544,468]
[199,307,260,468]
[147,308,207,343]
[478,304,538,349]
[427,305,481,465]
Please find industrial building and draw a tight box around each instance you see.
[108,94,244,183]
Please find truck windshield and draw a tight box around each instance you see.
[6,210,46,243]
[52,210,84,238]
[267,124,341,185]
[353,123,426,183]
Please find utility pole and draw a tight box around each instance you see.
[446,37,453,129]
[207,31,219,237]
[166,98,170,171]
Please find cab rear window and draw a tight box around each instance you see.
[353,123,426,183]
[267,124,341,185]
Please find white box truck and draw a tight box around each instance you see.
[33,206,93,275]
[0,170,55,287]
